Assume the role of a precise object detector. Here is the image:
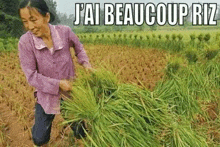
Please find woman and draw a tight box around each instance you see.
[18,0,92,146]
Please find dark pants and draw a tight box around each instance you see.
[32,93,87,146]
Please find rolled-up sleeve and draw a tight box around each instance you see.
[18,40,60,95]
[67,27,91,66]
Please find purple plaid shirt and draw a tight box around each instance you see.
[18,23,91,114]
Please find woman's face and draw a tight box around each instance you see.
[19,7,50,38]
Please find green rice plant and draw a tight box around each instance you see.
[172,59,216,105]
[185,47,198,63]
[189,66,214,104]
[134,34,138,39]
[158,34,162,40]
[177,34,183,41]
[197,33,204,42]
[190,34,196,42]
[204,61,220,113]
[123,34,127,39]
[205,49,219,60]
[178,42,185,52]
[61,68,208,146]
[94,35,100,44]
[204,33,211,42]
[155,67,207,119]
[167,119,208,147]
[165,34,170,40]
[172,34,176,41]
[83,69,118,99]
[145,35,151,47]
[203,58,220,88]
[215,32,220,40]
[189,34,197,48]
[152,33,156,38]
[140,36,143,40]
[61,69,166,146]
[146,35,150,40]
[165,56,183,78]
[163,34,172,50]
[77,29,220,53]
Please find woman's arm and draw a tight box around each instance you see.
[67,27,92,68]
[18,40,61,95]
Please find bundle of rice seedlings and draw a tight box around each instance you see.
[197,33,204,42]
[165,119,208,147]
[185,48,198,63]
[205,49,219,60]
[82,69,118,101]
[62,70,162,146]
[204,59,220,88]
[61,68,208,146]
[154,77,202,119]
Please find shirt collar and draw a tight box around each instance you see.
[31,23,64,50]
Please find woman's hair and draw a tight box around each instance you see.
[18,0,55,23]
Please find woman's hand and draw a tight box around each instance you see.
[59,79,72,92]
[83,62,94,73]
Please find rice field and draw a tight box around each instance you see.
[62,45,220,146]
[0,43,171,146]
[78,29,220,42]
[0,28,220,146]
[78,29,220,54]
